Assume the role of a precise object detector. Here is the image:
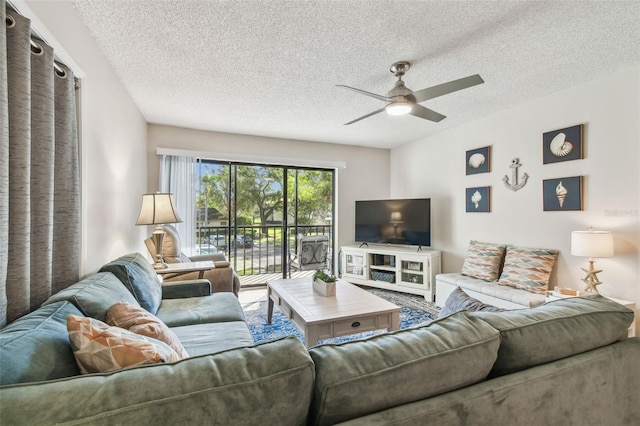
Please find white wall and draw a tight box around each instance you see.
[391,65,640,333]
[25,1,148,274]
[147,125,391,254]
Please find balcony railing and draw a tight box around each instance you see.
[195,224,333,276]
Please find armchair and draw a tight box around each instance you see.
[145,225,241,296]
[289,235,329,276]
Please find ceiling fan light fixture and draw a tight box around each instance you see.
[385,101,413,116]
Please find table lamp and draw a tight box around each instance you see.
[390,211,403,239]
[136,193,183,270]
[571,228,614,293]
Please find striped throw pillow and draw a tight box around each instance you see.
[461,240,506,282]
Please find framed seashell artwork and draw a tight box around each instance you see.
[465,146,491,175]
[465,186,491,212]
[542,176,583,211]
[543,124,583,164]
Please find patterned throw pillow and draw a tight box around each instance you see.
[106,301,189,359]
[461,240,506,282]
[498,246,558,293]
[67,314,181,374]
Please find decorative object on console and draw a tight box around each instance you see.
[466,146,491,175]
[461,240,506,282]
[498,245,558,294]
[502,158,529,191]
[465,186,490,212]
[571,228,614,294]
[543,176,583,211]
[136,193,183,270]
[543,124,583,164]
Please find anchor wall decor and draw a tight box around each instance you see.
[503,158,529,191]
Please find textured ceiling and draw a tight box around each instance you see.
[71,1,640,149]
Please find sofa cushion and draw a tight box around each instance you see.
[106,301,189,359]
[474,294,634,376]
[0,302,83,385]
[461,240,506,281]
[0,336,315,426]
[307,311,501,426]
[172,321,254,356]
[67,314,181,374]
[42,272,139,322]
[100,253,163,314]
[498,245,557,293]
[439,286,506,318]
[156,292,245,327]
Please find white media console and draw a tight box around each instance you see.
[340,244,441,302]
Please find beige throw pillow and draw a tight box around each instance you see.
[106,301,189,359]
[67,314,180,374]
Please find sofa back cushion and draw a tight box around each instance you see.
[474,294,634,376]
[0,336,315,426]
[42,272,139,322]
[100,253,163,314]
[0,301,83,385]
[307,311,501,426]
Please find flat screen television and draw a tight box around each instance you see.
[355,198,431,247]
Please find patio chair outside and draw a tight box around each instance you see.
[289,235,329,275]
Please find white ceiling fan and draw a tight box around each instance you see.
[337,61,484,125]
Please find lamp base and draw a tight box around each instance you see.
[150,226,168,270]
[580,258,603,294]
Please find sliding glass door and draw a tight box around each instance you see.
[195,160,334,285]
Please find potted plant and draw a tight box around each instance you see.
[312,269,337,297]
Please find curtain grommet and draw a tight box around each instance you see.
[30,41,44,56]
[6,14,16,28]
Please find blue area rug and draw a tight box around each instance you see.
[241,287,440,345]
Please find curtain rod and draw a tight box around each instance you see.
[6,0,85,78]
[28,38,67,77]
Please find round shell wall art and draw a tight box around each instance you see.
[465,146,491,175]
[543,124,583,164]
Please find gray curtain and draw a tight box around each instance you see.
[0,5,80,327]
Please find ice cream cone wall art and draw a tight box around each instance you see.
[543,176,583,211]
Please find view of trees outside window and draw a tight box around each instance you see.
[195,161,334,279]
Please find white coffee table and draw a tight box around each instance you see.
[266,278,401,347]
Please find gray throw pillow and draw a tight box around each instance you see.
[439,286,505,318]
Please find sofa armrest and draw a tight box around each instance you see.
[162,279,212,299]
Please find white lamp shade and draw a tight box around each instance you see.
[571,230,614,258]
[136,193,183,225]
[390,211,403,223]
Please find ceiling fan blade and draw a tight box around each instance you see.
[344,107,386,125]
[336,85,390,102]
[410,104,447,122]
[413,74,484,103]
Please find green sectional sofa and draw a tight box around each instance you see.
[1,253,639,425]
